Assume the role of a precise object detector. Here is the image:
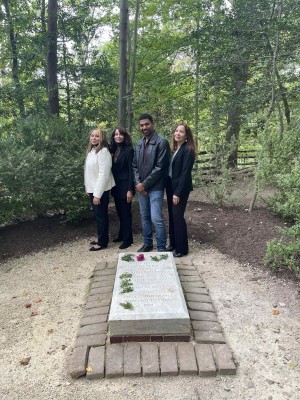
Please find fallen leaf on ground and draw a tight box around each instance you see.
[21,291,28,296]
[86,366,93,373]
[25,303,32,308]
[266,379,275,385]
[272,309,280,315]
[19,356,31,365]
[288,362,298,369]
[61,344,67,350]
[30,311,38,317]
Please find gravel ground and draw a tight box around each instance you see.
[1,236,300,400]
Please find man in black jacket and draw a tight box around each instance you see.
[132,113,170,252]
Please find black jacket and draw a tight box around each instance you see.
[111,145,135,199]
[170,142,195,196]
[132,132,170,191]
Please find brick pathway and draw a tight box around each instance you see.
[69,258,236,379]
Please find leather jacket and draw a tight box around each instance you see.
[132,132,170,191]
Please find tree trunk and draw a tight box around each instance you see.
[194,1,201,154]
[61,17,71,125]
[47,0,59,116]
[226,54,248,167]
[127,0,140,133]
[3,0,25,116]
[119,0,128,128]
[226,102,241,168]
[41,0,48,89]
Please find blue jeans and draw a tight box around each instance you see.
[138,190,166,249]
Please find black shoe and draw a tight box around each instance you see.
[158,247,167,252]
[137,244,153,252]
[166,245,175,251]
[89,245,107,251]
[90,240,98,245]
[173,252,187,258]
[113,237,122,243]
[119,242,132,249]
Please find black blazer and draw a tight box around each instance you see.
[170,142,195,197]
[111,146,135,199]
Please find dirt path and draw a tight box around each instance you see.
[1,236,300,400]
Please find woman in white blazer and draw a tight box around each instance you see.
[84,128,115,251]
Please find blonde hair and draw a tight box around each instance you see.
[86,128,109,155]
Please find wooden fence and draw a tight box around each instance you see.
[194,149,257,180]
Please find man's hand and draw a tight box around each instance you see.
[135,183,146,193]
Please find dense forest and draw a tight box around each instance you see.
[1,0,300,274]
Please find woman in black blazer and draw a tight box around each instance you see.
[110,127,135,249]
[166,123,196,257]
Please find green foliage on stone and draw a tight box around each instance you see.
[119,302,134,310]
[150,254,168,262]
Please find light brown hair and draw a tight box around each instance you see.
[171,123,196,156]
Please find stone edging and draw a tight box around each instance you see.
[69,258,236,379]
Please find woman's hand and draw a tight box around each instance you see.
[93,196,101,205]
[127,190,133,203]
[173,195,180,205]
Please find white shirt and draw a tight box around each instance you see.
[84,147,115,198]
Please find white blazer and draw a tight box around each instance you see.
[84,147,115,198]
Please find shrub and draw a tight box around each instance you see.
[264,223,300,275]
[0,114,91,225]
[257,121,300,275]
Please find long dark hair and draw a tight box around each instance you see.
[110,127,132,153]
[171,123,196,156]
[86,128,109,155]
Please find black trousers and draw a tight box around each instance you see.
[166,178,190,255]
[89,191,110,247]
[113,196,133,244]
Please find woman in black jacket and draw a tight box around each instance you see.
[110,127,135,249]
[166,123,196,257]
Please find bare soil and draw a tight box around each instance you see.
[0,193,287,271]
[1,177,300,400]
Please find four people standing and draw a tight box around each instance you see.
[84,118,196,256]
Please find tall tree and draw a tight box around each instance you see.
[119,0,128,127]
[47,0,59,115]
[2,0,25,116]
[127,0,140,133]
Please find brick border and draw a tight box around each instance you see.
[69,258,237,379]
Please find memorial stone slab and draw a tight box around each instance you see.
[109,252,190,340]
